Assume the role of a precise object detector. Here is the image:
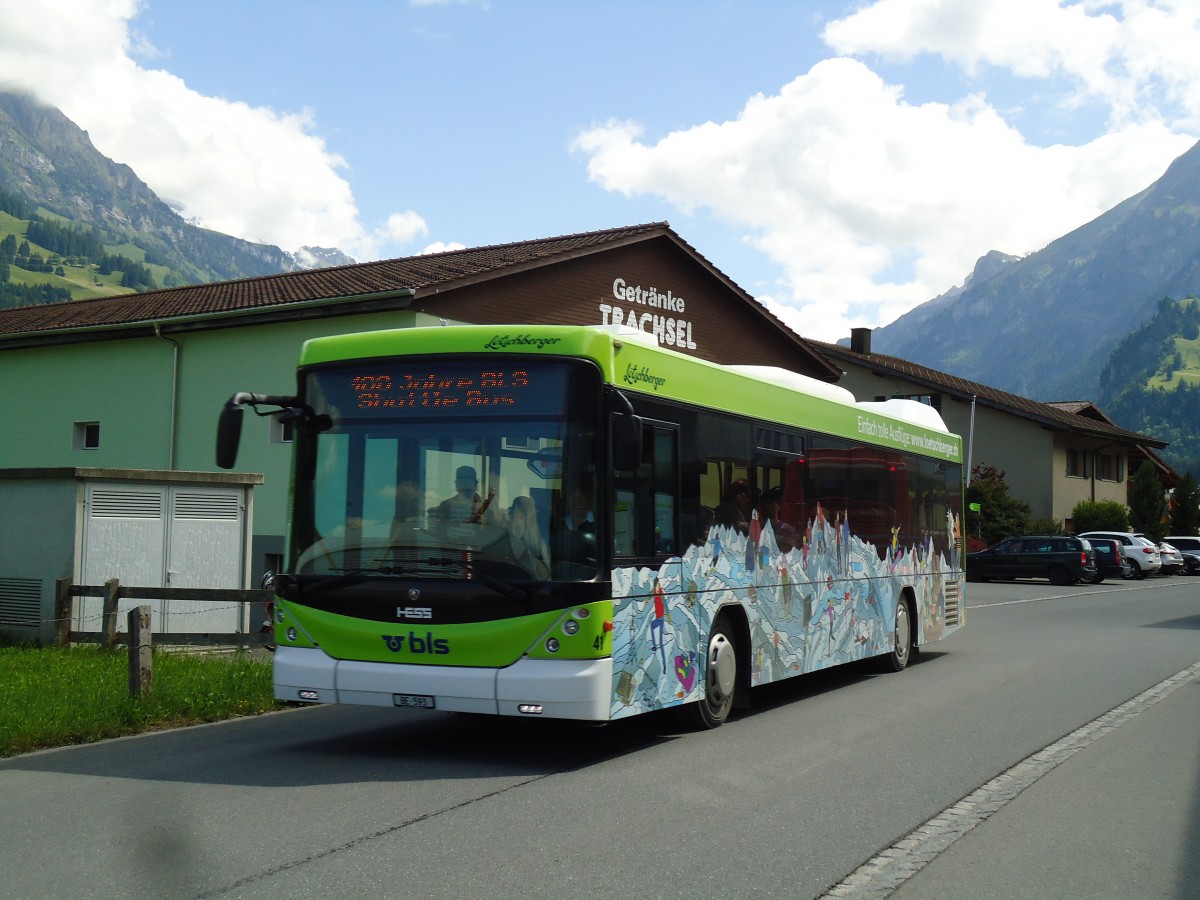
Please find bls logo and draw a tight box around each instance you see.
[381,631,450,655]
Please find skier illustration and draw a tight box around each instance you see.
[648,577,669,672]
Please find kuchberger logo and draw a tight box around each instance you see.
[622,363,666,391]
[381,631,450,654]
[483,334,562,350]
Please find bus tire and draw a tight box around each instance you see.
[880,597,913,673]
[688,615,737,729]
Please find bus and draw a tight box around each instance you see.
[217,324,964,728]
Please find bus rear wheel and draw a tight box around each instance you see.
[688,616,737,729]
[880,598,913,673]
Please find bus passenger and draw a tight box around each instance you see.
[715,480,750,532]
[506,496,549,579]
[435,466,489,523]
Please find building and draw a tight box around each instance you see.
[0,223,838,583]
[814,329,1171,530]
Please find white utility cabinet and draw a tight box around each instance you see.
[0,468,263,644]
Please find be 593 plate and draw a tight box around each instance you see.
[393,693,436,709]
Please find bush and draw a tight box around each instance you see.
[964,535,989,553]
[1071,500,1128,533]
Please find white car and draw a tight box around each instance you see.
[1157,541,1185,575]
[1078,531,1162,579]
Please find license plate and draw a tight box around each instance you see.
[393,693,436,709]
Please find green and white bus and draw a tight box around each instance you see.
[218,324,964,727]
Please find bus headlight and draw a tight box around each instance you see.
[545,637,560,653]
[562,619,580,636]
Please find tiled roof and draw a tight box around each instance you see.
[1046,401,1094,416]
[813,339,1168,449]
[0,220,841,379]
[0,223,671,337]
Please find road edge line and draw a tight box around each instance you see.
[820,660,1200,899]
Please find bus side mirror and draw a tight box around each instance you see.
[216,392,306,470]
[216,396,245,469]
[610,390,643,472]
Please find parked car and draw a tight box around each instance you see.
[1163,536,1200,574]
[1157,541,1185,575]
[1080,537,1132,582]
[966,534,1097,585]
[1179,551,1200,575]
[1077,531,1162,579]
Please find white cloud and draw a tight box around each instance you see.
[0,0,417,261]
[421,241,468,255]
[574,2,1200,342]
[823,0,1200,129]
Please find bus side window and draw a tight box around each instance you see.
[613,422,678,558]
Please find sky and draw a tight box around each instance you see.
[2,1,1199,342]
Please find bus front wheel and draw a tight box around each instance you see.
[688,616,737,729]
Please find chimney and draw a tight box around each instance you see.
[850,327,872,355]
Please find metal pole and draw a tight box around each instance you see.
[966,395,977,485]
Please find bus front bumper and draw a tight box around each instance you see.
[274,645,614,722]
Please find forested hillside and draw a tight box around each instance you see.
[1100,296,1200,476]
[0,186,163,306]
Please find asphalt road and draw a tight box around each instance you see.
[1,577,1197,899]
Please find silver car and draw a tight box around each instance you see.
[1077,531,1162,579]
[1156,541,1185,575]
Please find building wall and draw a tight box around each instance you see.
[2,339,176,470]
[412,244,816,370]
[1051,440,1129,528]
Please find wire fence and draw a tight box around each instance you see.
[33,578,276,648]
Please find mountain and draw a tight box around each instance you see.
[0,90,352,300]
[872,140,1200,401]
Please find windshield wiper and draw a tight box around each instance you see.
[424,556,534,605]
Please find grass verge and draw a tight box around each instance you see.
[0,644,283,758]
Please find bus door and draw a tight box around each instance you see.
[611,418,686,708]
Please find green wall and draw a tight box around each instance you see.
[2,339,176,469]
[0,308,450,565]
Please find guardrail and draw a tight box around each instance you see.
[54,577,274,649]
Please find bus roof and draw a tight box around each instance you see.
[299,324,963,464]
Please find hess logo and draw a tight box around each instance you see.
[381,631,450,655]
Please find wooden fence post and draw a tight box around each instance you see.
[54,577,73,647]
[103,578,121,649]
[128,605,152,696]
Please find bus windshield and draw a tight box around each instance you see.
[290,358,601,583]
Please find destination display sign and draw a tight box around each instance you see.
[308,361,569,417]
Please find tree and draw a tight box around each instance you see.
[966,464,1030,545]
[1128,460,1167,541]
[1169,472,1200,536]
[1071,499,1128,533]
